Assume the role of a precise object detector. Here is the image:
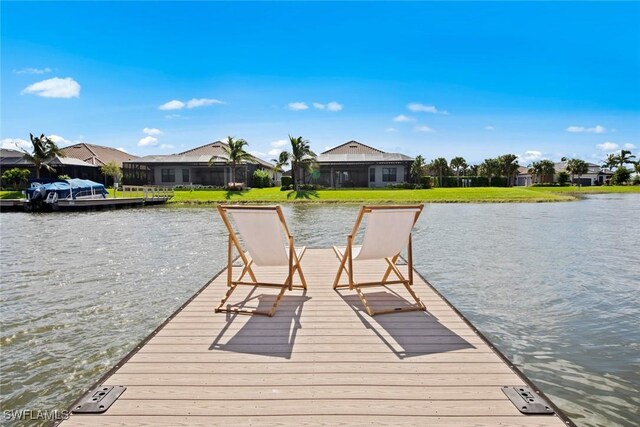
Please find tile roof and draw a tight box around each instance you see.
[322,140,385,155]
[61,143,138,167]
[318,140,413,163]
[128,141,274,169]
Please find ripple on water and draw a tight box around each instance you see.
[1,196,639,427]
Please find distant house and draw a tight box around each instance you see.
[0,143,136,184]
[0,147,100,181]
[310,141,413,188]
[516,162,614,186]
[61,143,138,168]
[123,141,274,187]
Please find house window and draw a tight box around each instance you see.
[161,168,175,183]
[369,168,375,183]
[182,169,190,183]
[382,167,397,182]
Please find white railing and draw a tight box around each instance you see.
[116,186,174,200]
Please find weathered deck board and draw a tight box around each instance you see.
[61,248,566,426]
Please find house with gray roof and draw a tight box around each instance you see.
[122,141,274,187]
[515,161,613,186]
[311,141,414,188]
[0,147,101,182]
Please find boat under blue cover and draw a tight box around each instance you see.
[26,179,108,201]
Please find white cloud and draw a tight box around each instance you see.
[623,143,636,150]
[288,102,308,111]
[485,125,495,131]
[186,98,224,108]
[393,114,415,123]
[312,101,343,111]
[1,138,30,151]
[116,147,130,154]
[414,125,434,132]
[270,139,288,148]
[407,103,449,115]
[164,114,183,119]
[385,127,397,132]
[596,142,619,151]
[15,67,52,75]
[326,101,343,112]
[159,100,186,110]
[21,77,80,98]
[159,144,174,150]
[566,125,606,134]
[517,150,543,164]
[138,136,158,147]
[47,134,73,147]
[143,127,162,136]
[268,148,283,156]
[159,98,223,110]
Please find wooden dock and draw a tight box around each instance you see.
[61,248,571,426]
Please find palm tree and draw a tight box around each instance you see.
[210,136,253,188]
[537,159,556,184]
[618,150,636,168]
[271,151,290,180]
[450,156,467,187]
[479,158,500,186]
[498,154,519,186]
[410,155,426,184]
[22,133,65,179]
[287,135,316,190]
[566,158,589,186]
[467,164,479,176]
[602,153,618,171]
[429,157,449,187]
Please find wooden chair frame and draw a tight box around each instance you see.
[216,205,307,317]
[333,205,426,316]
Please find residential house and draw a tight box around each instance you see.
[310,141,413,188]
[123,141,274,187]
[516,162,613,186]
[0,143,137,184]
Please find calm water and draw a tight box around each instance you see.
[1,195,638,426]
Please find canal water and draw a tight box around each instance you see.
[1,195,638,426]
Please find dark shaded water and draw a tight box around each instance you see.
[1,195,638,426]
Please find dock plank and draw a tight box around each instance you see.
[60,248,566,426]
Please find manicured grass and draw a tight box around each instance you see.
[0,191,23,199]
[527,185,640,194]
[168,187,575,204]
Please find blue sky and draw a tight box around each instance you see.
[1,1,638,165]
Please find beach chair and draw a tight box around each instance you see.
[216,205,307,317]
[333,205,425,316]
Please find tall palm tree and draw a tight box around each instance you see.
[537,159,556,184]
[429,157,449,187]
[479,158,500,186]
[410,155,426,184]
[618,150,636,168]
[22,133,65,179]
[602,153,618,171]
[566,158,589,186]
[450,156,467,187]
[210,136,253,188]
[287,135,316,190]
[271,151,290,180]
[498,154,519,187]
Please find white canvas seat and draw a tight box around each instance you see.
[217,205,307,317]
[332,205,426,316]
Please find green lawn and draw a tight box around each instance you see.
[167,187,575,204]
[2,185,636,205]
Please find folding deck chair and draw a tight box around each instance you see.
[216,205,307,317]
[333,205,426,316]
